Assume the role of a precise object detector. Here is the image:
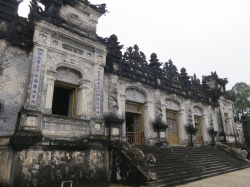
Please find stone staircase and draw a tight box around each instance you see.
[134,146,250,187]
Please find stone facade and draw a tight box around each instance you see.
[0,0,239,186]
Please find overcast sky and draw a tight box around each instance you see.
[18,0,250,90]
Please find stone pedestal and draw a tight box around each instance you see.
[105,117,124,140]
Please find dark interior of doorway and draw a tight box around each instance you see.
[52,86,72,116]
[126,112,134,132]
[126,112,141,132]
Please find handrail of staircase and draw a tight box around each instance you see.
[110,139,157,185]
[216,142,250,163]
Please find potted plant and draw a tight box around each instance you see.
[207,127,218,146]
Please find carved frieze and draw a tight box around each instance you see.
[193,106,202,116]
[60,5,96,33]
[125,88,146,103]
[42,117,90,138]
[46,51,92,81]
[56,67,81,85]
[166,99,179,111]
[62,43,84,55]
[37,32,50,45]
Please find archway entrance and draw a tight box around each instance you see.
[125,102,144,145]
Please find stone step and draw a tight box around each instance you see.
[133,146,250,186]
[156,165,250,186]
[156,163,247,178]
[154,162,246,176]
[165,165,250,187]
[153,158,243,165]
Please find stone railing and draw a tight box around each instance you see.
[111,140,157,185]
[216,142,250,163]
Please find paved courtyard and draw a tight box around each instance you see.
[176,167,250,187]
[108,167,250,187]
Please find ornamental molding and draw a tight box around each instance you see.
[60,5,96,34]
[125,87,147,103]
[46,51,92,81]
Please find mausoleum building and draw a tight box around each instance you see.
[0,0,239,186]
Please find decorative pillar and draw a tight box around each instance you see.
[201,114,209,144]
[76,79,90,117]
[161,103,168,141]
[120,93,126,141]
[177,108,186,145]
[44,70,57,113]
[144,100,154,145]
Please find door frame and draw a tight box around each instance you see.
[166,109,179,145]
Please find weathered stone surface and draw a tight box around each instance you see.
[216,142,250,163]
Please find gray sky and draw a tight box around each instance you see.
[19,0,250,90]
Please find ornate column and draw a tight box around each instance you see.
[161,103,168,141]
[144,100,154,145]
[77,80,90,117]
[201,114,209,144]
[178,108,186,145]
[44,70,57,114]
[120,93,126,141]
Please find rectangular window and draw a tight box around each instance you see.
[52,82,77,117]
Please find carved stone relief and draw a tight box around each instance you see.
[193,106,202,116]
[108,76,119,115]
[60,5,96,33]
[42,117,90,138]
[46,51,92,81]
[166,99,179,111]
[37,32,49,45]
[56,67,82,85]
[155,100,163,121]
[125,88,146,103]
[26,116,37,127]
[0,21,9,33]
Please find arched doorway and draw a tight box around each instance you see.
[125,102,144,145]
[123,87,148,145]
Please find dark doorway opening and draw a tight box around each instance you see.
[126,112,134,132]
[52,85,72,116]
[125,112,143,144]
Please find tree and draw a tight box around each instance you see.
[228,82,250,121]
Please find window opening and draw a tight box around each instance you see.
[52,82,77,116]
